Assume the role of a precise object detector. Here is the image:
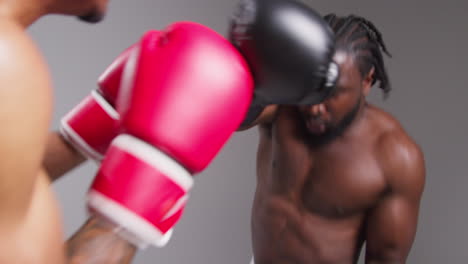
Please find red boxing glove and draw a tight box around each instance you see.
[87,22,254,248]
[60,40,145,160]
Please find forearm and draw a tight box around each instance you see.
[43,131,86,182]
[66,214,137,264]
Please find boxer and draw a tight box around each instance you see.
[0,0,255,263]
[230,1,426,263]
[0,0,120,262]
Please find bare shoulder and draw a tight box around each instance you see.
[0,18,52,139]
[237,104,279,131]
[0,18,52,214]
[370,105,425,196]
[0,19,51,93]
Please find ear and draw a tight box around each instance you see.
[362,67,375,96]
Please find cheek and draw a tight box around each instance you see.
[325,92,359,118]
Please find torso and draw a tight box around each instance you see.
[0,19,65,263]
[252,105,400,264]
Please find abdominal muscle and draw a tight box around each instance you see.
[251,192,365,264]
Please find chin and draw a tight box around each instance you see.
[78,9,106,23]
[78,0,108,24]
[307,128,327,136]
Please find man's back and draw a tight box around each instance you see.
[0,18,65,263]
[252,104,424,264]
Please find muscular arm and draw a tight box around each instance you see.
[46,131,140,262]
[43,131,86,182]
[365,133,425,264]
[0,20,137,263]
[66,214,137,264]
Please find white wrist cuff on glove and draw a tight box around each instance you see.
[88,190,176,249]
[60,90,119,161]
[87,135,194,248]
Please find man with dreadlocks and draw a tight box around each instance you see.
[230,0,426,263]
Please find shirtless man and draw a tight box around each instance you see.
[1,0,260,261]
[0,0,156,262]
[231,2,426,263]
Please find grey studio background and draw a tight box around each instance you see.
[27,0,467,263]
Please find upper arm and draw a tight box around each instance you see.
[237,104,279,131]
[365,134,425,263]
[0,21,52,223]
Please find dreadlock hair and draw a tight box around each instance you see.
[324,14,392,97]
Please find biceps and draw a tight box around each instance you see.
[365,196,421,261]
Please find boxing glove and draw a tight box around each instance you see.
[60,42,141,160]
[229,0,339,125]
[87,22,254,248]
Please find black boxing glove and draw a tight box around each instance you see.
[229,0,339,125]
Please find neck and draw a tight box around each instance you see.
[341,99,369,134]
[352,100,369,125]
[0,0,48,28]
[337,100,371,143]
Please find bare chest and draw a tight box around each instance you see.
[305,151,384,217]
[257,119,386,218]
